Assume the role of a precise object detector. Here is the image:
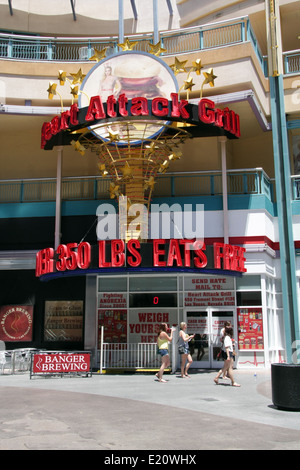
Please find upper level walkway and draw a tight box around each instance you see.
[0,15,299,76]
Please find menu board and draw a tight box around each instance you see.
[237,307,263,350]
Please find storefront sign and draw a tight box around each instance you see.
[184,290,235,307]
[41,94,240,149]
[184,276,234,291]
[0,305,33,342]
[99,293,127,309]
[129,309,177,343]
[32,352,91,374]
[41,51,240,149]
[35,239,246,278]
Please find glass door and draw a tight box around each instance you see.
[185,309,235,368]
[186,310,210,368]
[210,310,234,368]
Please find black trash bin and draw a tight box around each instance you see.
[271,363,300,411]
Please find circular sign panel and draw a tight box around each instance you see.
[79,51,178,145]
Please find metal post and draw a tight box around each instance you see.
[265,0,300,362]
[118,0,124,46]
[100,325,104,374]
[153,0,159,44]
[54,146,63,250]
[171,326,178,374]
[219,136,229,244]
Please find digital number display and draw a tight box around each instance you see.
[129,293,177,308]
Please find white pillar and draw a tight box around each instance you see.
[54,146,63,249]
[219,136,229,244]
[119,0,124,45]
[153,0,159,43]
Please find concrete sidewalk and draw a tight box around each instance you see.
[0,368,300,450]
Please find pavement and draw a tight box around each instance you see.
[0,368,300,452]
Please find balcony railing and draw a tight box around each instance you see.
[0,16,267,74]
[283,50,300,74]
[0,168,274,204]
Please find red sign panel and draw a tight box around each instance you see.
[237,308,264,350]
[32,352,91,374]
[0,305,33,342]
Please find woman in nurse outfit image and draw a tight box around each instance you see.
[98,65,120,102]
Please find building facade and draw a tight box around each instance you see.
[0,0,300,370]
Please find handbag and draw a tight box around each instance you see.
[178,345,186,354]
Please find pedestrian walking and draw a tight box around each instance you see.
[214,326,240,387]
[156,323,174,383]
[178,322,195,378]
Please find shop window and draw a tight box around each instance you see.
[236,291,262,305]
[44,300,83,342]
[236,275,261,290]
[98,277,127,292]
[129,276,177,292]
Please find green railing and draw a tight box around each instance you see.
[0,16,267,74]
[0,169,274,204]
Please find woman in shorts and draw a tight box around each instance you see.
[214,326,240,387]
[156,323,174,383]
[178,322,195,378]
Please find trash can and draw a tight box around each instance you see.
[271,363,300,411]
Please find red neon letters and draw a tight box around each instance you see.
[35,240,246,277]
[41,93,241,148]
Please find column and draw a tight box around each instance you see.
[265,0,300,362]
[54,146,63,250]
[219,136,229,244]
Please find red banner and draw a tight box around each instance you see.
[0,305,33,342]
[32,352,91,374]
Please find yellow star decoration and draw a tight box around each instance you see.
[89,47,107,62]
[109,182,120,199]
[144,176,156,191]
[191,59,203,75]
[145,141,159,156]
[47,82,57,99]
[203,68,217,87]
[184,77,195,91]
[118,37,138,51]
[168,151,182,161]
[70,68,86,85]
[70,85,79,99]
[58,70,67,86]
[121,162,133,178]
[158,160,169,174]
[71,140,86,156]
[170,57,188,75]
[98,163,108,176]
[149,41,167,56]
[108,129,120,143]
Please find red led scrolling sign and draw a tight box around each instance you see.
[41,93,241,149]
